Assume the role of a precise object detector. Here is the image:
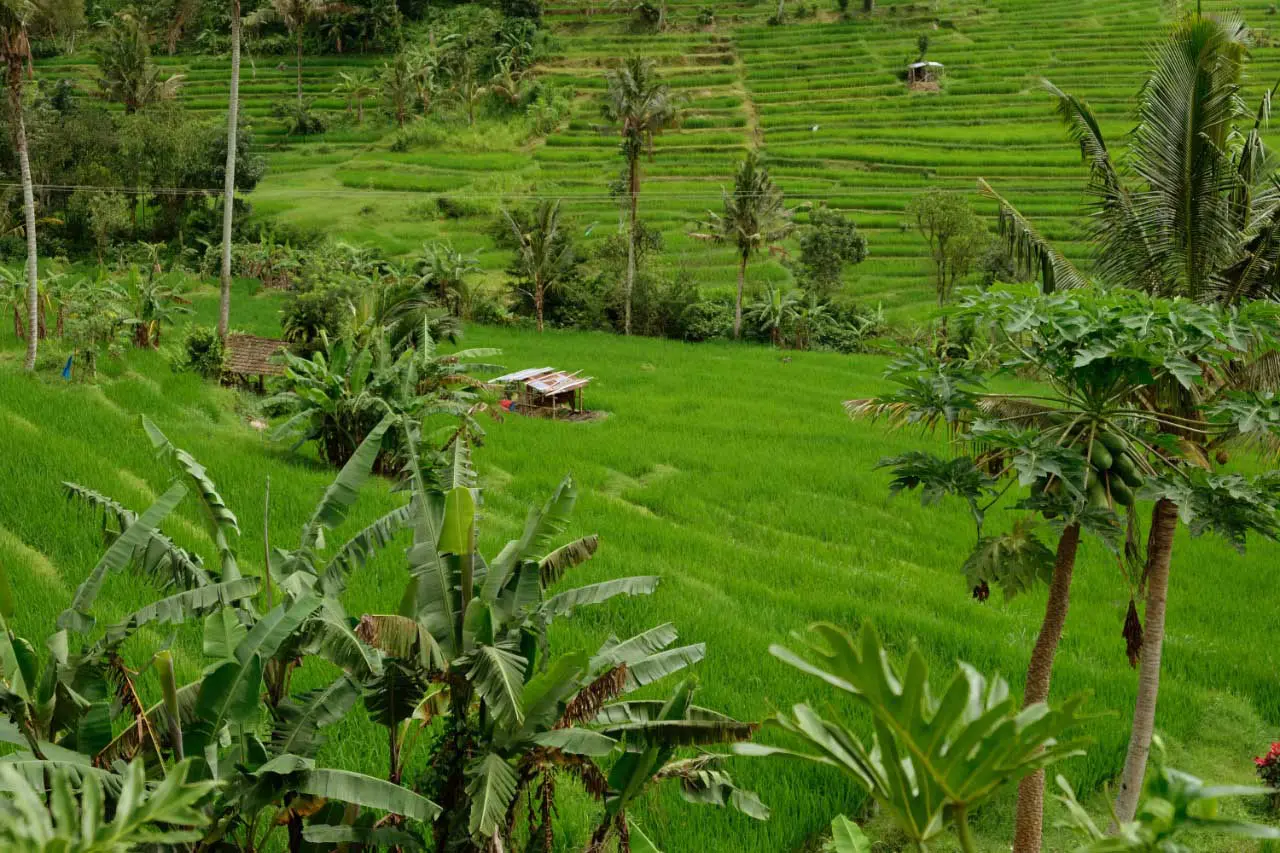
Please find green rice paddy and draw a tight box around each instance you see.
[2,280,1278,850]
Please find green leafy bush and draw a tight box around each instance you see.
[178,324,225,379]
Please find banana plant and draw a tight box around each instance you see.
[0,758,216,852]
[19,416,447,850]
[356,425,765,852]
[738,621,1091,853]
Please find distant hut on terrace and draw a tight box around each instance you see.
[494,367,593,419]
[224,333,287,391]
[906,60,944,89]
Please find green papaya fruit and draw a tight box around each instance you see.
[1098,431,1129,457]
[1087,439,1113,470]
[1112,453,1144,489]
[1109,479,1135,507]
[1087,476,1109,509]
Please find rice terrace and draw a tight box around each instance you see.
[5,0,1280,851]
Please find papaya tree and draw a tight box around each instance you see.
[848,287,1280,853]
[356,428,766,852]
[979,14,1280,829]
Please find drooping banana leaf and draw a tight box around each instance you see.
[58,482,189,634]
[465,752,519,839]
[540,576,660,621]
[300,414,395,552]
[484,474,577,598]
[465,642,527,728]
[302,824,424,850]
[294,768,441,823]
[143,417,241,580]
[88,578,259,654]
[319,504,413,595]
[270,675,360,757]
[538,534,599,586]
[63,482,211,591]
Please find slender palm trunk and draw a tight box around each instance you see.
[733,253,747,339]
[776,0,785,21]
[863,0,873,11]
[625,155,639,335]
[535,280,545,333]
[1112,498,1178,824]
[10,65,37,372]
[295,28,304,110]
[1012,522,1080,853]
[218,0,241,341]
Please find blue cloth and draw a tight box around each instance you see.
[61,355,73,380]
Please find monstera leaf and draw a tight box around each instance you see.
[738,622,1090,846]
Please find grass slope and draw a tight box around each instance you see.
[2,285,1277,850]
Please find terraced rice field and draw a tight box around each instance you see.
[37,0,1280,321]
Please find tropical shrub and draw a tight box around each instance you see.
[281,280,355,354]
[178,324,225,379]
[266,326,500,468]
[1256,742,1280,792]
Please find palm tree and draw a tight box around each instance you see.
[332,68,375,122]
[95,14,183,113]
[0,0,47,372]
[415,241,479,317]
[249,0,349,110]
[981,13,1280,832]
[702,152,793,339]
[218,0,241,341]
[504,200,576,333]
[602,56,678,335]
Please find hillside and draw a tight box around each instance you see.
[2,282,1279,851]
[38,0,1280,324]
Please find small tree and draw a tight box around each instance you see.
[334,68,376,123]
[906,188,985,306]
[504,199,577,332]
[797,204,868,298]
[380,53,414,127]
[415,240,479,317]
[602,55,678,335]
[702,151,794,339]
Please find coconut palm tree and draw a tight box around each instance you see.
[218,0,241,340]
[701,152,793,339]
[504,200,576,333]
[0,0,54,371]
[980,13,1280,834]
[602,55,678,335]
[248,0,350,110]
[332,67,375,122]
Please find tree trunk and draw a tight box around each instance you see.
[218,0,241,341]
[1011,522,1081,853]
[624,155,639,335]
[535,282,544,333]
[863,0,873,11]
[11,66,37,372]
[733,254,746,339]
[295,28,303,110]
[1112,498,1178,824]
[776,0,785,21]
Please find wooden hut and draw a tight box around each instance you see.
[494,367,593,419]
[224,333,287,390]
[906,60,944,88]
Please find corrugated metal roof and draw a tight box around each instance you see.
[494,366,556,383]
[527,370,591,395]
